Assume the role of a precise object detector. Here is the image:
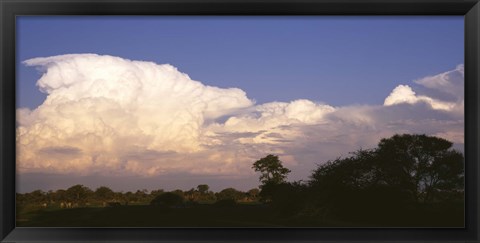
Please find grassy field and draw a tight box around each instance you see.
[16,202,464,227]
[17,204,297,227]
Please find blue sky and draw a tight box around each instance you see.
[17,16,463,109]
[16,16,464,193]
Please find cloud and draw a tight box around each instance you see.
[414,64,464,100]
[205,99,335,144]
[384,85,458,111]
[38,146,82,155]
[384,65,464,115]
[17,54,464,184]
[19,54,254,175]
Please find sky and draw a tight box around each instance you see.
[16,16,464,193]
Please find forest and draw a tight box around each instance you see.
[16,134,464,227]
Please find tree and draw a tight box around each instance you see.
[46,190,56,203]
[66,185,92,205]
[150,192,184,207]
[216,188,245,201]
[252,154,291,185]
[114,192,126,203]
[26,190,47,205]
[308,150,391,219]
[247,188,260,200]
[375,134,464,203]
[94,186,115,201]
[125,191,136,204]
[135,189,149,203]
[307,134,465,221]
[310,134,464,204]
[265,181,309,216]
[54,189,68,202]
[197,184,209,194]
[172,189,185,198]
[185,188,199,201]
[150,189,164,198]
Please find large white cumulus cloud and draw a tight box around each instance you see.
[17,54,464,181]
[18,54,255,175]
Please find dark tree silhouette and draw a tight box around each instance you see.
[307,134,464,221]
[54,189,67,202]
[66,185,92,206]
[25,190,47,205]
[197,184,209,194]
[150,189,164,198]
[134,189,149,203]
[252,154,291,185]
[150,192,184,207]
[375,134,464,203]
[308,150,388,219]
[247,188,260,200]
[252,155,292,203]
[94,186,115,201]
[124,191,136,204]
[216,188,245,201]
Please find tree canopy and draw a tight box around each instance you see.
[307,134,464,220]
[375,134,464,203]
[150,192,184,207]
[197,184,209,194]
[252,154,291,185]
[216,188,245,201]
[94,186,115,201]
[66,184,92,205]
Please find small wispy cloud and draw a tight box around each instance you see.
[38,146,82,156]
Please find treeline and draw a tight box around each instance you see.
[17,184,260,209]
[255,134,464,224]
[17,134,464,225]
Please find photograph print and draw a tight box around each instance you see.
[16,16,464,227]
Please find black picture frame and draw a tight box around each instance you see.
[1,0,479,242]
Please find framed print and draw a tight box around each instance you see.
[1,0,479,242]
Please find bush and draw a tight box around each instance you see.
[150,192,184,207]
[216,188,245,201]
[214,199,236,207]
